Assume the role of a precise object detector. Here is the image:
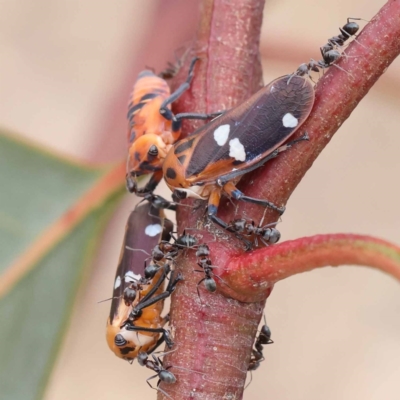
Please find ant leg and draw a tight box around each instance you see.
[347,17,365,22]
[332,63,355,78]
[146,376,173,400]
[196,277,206,304]
[244,371,254,390]
[146,374,159,388]
[151,347,178,359]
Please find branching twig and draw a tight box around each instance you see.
[159,1,400,399]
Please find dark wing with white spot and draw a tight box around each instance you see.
[108,203,172,322]
[179,75,314,183]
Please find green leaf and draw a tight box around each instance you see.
[0,132,125,400]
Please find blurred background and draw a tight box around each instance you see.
[1,0,399,399]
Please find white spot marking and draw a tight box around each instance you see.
[124,271,141,283]
[213,124,230,146]
[282,113,298,128]
[114,276,121,289]
[270,85,276,93]
[145,223,162,237]
[229,138,246,161]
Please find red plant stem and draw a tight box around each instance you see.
[161,1,266,399]
[160,1,400,399]
[220,234,400,301]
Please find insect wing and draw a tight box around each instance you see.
[108,202,173,324]
[176,75,314,184]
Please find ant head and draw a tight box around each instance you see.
[151,245,165,262]
[137,350,149,366]
[123,286,137,306]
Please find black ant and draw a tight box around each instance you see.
[126,264,182,324]
[138,350,176,399]
[127,230,198,280]
[245,319,274,389]
[321,18,360,55]
[143,231,199,279]
[248,319,273,372]
[163,234,220,295]
[195,244,217,294]
[139,231,220,299]
[118,264,182,351]
[194,243,233,304]
[228,218,281,247]
[293,18,362,79]
[138,348,206,398]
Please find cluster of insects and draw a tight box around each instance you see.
[104,16,362,397]
[293,18,361,79]
[106,203,176,361]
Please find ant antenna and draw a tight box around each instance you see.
[97,296,120,304]
[125,246,151,256]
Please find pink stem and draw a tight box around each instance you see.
[161,1,267,399]
[218,234,400,302]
